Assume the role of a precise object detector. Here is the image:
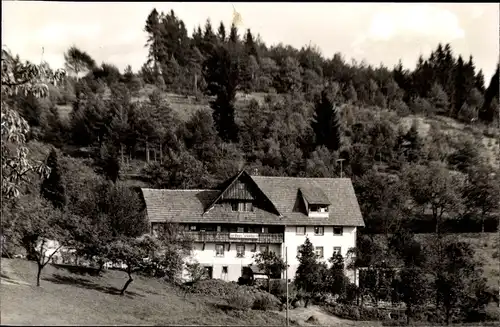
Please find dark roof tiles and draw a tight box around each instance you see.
[141,174,364,227]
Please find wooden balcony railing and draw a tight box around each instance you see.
[185,231,284,244]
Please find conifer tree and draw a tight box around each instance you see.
[217,21,226,43]
[479,65,499,123]
[40,148,67,209]
[203,44,240,142]
[144,8,162,78]
[244,28,258,59]
[228,23,239,44]
[295,237,326,308]
[312,89,342,151]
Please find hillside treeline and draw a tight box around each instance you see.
[2,8,499,240]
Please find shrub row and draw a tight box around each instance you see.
[189,279,281,311]
[323,303,405,322]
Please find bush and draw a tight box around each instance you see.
[226,293,253,311]
[267,279,298,304]
[323,303,398,321]
[190,279,281,308]
[252,294,277,311]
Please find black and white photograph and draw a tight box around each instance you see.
[1,2,499,326]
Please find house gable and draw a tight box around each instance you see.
[203,170,281,216]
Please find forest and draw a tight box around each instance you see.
[1,7,500,325]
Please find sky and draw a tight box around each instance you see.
[2,2,499,82]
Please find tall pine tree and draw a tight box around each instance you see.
[144,8,163,79]
[40,148,67,209]
[244,28,258,59]
[203,44,240,142]
[217,21,226,43]
[312,89,342,151]
[479,65,499,124]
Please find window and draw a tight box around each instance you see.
[236,245,245,258]
[245,202,253,211]
[217,225,222,232]
[231,201,253,212]
[231,202,238,211]
[215,244,224,257]
[151,223,160,237]
[237,227,245,233]
[251,244,257,252]
[222,266,228,274]
[315,246,324,258]
[333,246,342,256]
[261,226,268,233]
[190,225,197,231]
[333,227,343,235]
[260,245,269,253]
[296,226,306,235]
[314,226,324,235]
[309,205,328,213]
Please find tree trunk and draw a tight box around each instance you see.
[159,143,163,164]
[97,260,105,274]
[120,271,134,296]
[120,144,125,165]
[406,305,411,325]
[36,262,43,287]
[268,276,271,293]
[194,73,198,94]
[304,297,310,308]
[146,142,150,163]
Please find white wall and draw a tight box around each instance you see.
[283,226,358,284]
[186,243,281,282]
[182,225,359,284]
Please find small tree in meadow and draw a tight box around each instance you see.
[9,194,79,286]
[105,235,159,295]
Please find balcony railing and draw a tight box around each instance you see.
[185,231,284,244]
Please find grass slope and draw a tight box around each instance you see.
[0,258,289,326]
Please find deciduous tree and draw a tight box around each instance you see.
[253,249,286,292]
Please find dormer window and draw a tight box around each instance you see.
[309,205,329,213]
[299,186,330,217]
[231,201,253,212]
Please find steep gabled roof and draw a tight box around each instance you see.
[141,172,365,227]
[250,176,364,227]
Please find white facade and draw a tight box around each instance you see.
[282,225,358,284]
[184,225,358,285]
[186,242,281,281]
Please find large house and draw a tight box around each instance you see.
[140,170,365,284]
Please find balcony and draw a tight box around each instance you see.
[185,231,284,244]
